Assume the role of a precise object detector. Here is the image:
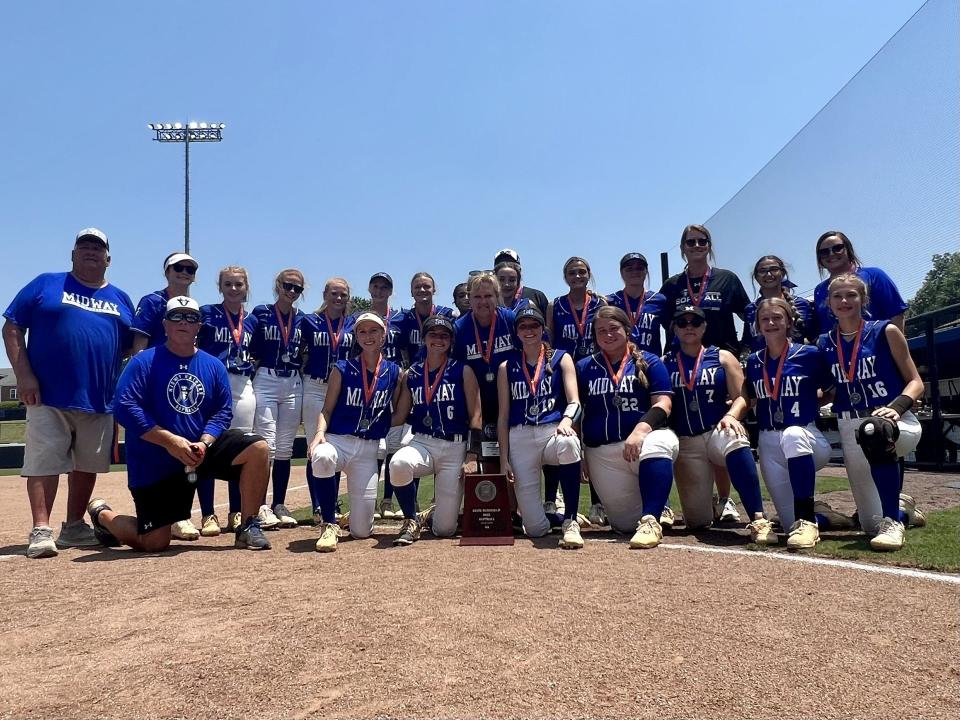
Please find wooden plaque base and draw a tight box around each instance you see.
[460,472,514,546]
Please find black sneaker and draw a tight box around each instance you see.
[235,517,272,550]
[86,499,121,547]
[393,517,422,546]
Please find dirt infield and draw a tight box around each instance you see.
[1,468,958,720]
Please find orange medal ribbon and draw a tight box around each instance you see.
[521,345,546,400]
[835,321,864,384]
[361,353,383,409]
[762,343,790,400]
[273,304,294,351]
[472,313,497,367]
[567,294,590,340]
[223,304,245,347]
[677,346,705,392]
[423,357,448,407]
[324,313,344,353]
[602,347,631,395]
[624,291,646,326]
[685,267,713,307]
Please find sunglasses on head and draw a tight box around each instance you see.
[818,243,846,258]
[170,263,197,275]
[684,238,710,248]
[674,316,705,328]
[282,282,304,294]
[166,311,201,324]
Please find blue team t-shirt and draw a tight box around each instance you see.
[3,272,134,413]
[131,288,170,347]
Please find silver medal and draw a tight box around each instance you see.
[485,371,495,382]
[577,341,590,356]
[773,409,784,423]
[688,400,699,412]
[423,415,433,429]
[527,403,539,418]
[359,419,371,431]
[849,391,862,405]
[281,353,290,363]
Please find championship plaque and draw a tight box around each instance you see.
[460,472,514,546]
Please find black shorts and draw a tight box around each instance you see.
[130,430,263,534]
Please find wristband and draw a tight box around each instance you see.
[887,394,914,416]
[468,429,483,454]
[200,438,213,449]
[562,403,582,422]
[639,406,668,430]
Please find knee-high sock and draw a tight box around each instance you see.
[898,457,905,493]
[317,474,339,524]
[306,463,322,513]
[227,478,241,514]
[395,482,418,519]
[379,459,395,500]
[543,465,560,505]
[557,463,582,521]
[588,480,601,507]
[639,458,673,519]
[871,462,902,521]
[725,447,764,518]
[272,459,291,505]
[196,476,215,517]
[787,454,815,522]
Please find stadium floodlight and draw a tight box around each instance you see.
[147,120,225,255]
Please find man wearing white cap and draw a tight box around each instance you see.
[2,227,135,558]
[87,296,272,552]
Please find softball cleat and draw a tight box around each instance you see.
[786,519,820,550]
[629,515,663,549]
[870,517,905,551]
[559,519,584,549]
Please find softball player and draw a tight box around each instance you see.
[309,312,403,552]
[197,266,259,536]
[301,278,355,519]
[399,272,455,364]
[576,306,679,549]
[663,305,774,544]
[497,307,584,548]
[452,283,470,317]
[494,261,529,312]
[250,269,307,530]
[389,315,482,544]
[818,273,924,550]
[743,297,832,550]
[606,252,669,355]
[742,255,816,352]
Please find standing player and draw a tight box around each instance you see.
[492,249,549,317]
[87,296,272,552]
[250,269,307,529]
[663,306,774,544]
[606,252,669,356]
[452,283,470,317]
[494,261,530,312]
[818,273,924,550]
[389,315,482,544]
[197,266,258,536]
[301,278,355,520]
[577,306,679,549]
[399,272,455,364]
[3,228,134,558]
[497,307,584,548]
[309,312,403,552]
[742,255,816,352]
[743,298,832,550]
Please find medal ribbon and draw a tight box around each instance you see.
[762,343,790,401]
[323,312,344,353]
[361,354,383,410]
[624,291,646,327]
[273,304,294,354]
[602,347,631,395]
[676,347,705,392]
[685,267,713,307]
[472,313,497,370]
[521,345,546,402]
[514,284,523,301]
[835,320,864,384]
[423,358,448,407]
[567,294,590,339]
[223,304,245,348]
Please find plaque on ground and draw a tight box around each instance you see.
[460,472,514,546]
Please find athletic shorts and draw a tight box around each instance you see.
[21,405,114,477]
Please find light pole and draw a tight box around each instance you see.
[148,121,225,255]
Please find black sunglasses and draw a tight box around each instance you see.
[165,311,201,324]
[171,263,197,275]
[282,282,305,294]
[817,243,846,258]
[757,266,784,276]
[674,317,705,328]
[684,238,710,248]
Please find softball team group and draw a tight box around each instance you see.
[143,223,924,553]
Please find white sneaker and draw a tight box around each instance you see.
[870,517,905,551]
[55,520,100,548]
[629,515,663,549]
[172,519,200,541]
[258,505,281,530]
[316,522,339,552]
[786,519,819,550]
[559,519,584,549]
[746,518,777,546]
[715,496,741,523]
[898,493,926,528]
[273,503,298,528]
[659,506,675,530]
[27,526,58,559]
[588,503,608,527]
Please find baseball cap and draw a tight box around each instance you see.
[354,311,386,331]
[514,306,545,327]
[164,253,199,271]
[493,248,520,265]
[620,252,648,268]
[422,315,455,337]
[75,227,109,250]
[165,296,201,317]
[369,272,393,288]
[673,305,706,321]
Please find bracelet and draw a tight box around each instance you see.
[639,406,668,430]
[887,394,914,416]
[562,403,582,422]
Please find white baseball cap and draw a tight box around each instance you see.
[165,296,201,316]
[164,252,199,271]
[75,227,109,250]
[353,311,386,331]
[493,248,520,265]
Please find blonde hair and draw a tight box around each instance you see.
[827,272,870,309]
[679,224,717,264]
[273,268,306,301]
[591,306,649,389]
[467,272,500,298]
[754,297,796,336]
[315,276,352,315]
[217,266,250,302]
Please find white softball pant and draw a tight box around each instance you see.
[757,423,831,530]
[674,428,750,530]
[228,372,256,433]
[379,423,412,460]
[311,433,379,539]
[389,434,467,538]
[838,411,921,534]
[253,367,302,461]
[508,423,582,538]
[584,429,679,534]
[301,376,329,440]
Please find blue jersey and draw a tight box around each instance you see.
[743,295,816,352]
[576,350,673,447]
[327,356,401,440]
[453,307,518,423]
[197,304,256,377]
[745,343,831,431]
[605,290,668,355]
[551,294,604,361]
[813,266,908,331]
[405,358,469,439]
[817,321,904,413]
[399,305,455,363]
[302,312,355,380]
[662,346,728,437]
[249,304,306,373]
[131,289,170,348]
[504,348,567,427]
[114,345,232,488]
[3,272,134,413]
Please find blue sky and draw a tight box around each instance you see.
[0,1,933,313]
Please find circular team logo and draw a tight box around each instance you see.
[475,480,497,503]
[167,372,205,414]
[483,422,496,440]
